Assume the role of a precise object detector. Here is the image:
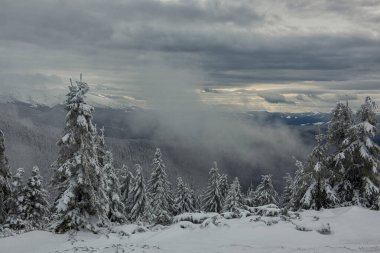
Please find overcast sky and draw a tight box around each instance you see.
[1,0,380,112]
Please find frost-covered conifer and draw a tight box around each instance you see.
[281,173,294,209]
[96,128,126,223]
[6,168,27,230]
[245,183,256,206]
[203,162,223,213]
[223,177,243,212]
[254,174,279,206]
[174,177,195,214]
[328,101,353,149]
[129,164,147,222]
[219,174,229,203]
[148,148,173,224]
[120,164,133,206]
[291,160,309,210]
[0,130,11,225]
[300,134,339,210]
[335,97,380,207]
[51,76,110,233]
[23,166,50,229]
[104,151,126,223]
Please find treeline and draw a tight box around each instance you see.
[0,77,379,234]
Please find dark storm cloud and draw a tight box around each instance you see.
[0,0,379,109]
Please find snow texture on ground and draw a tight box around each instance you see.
[1,206,380,253]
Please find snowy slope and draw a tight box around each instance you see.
[1,206,380,253]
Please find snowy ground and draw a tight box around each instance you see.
[1,206,380,253]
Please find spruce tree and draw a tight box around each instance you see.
[120,164,133,208]
[174,177,195,215]
[203,162,223,213]
[328,101,353,149]
[0,130,11,225]
[6,168,27,230]
[335,97,380,207]
[96,128,125,223]
[223,177,243,212]
[281,173,294,209]
[291,160,309,210]
[300,134,339,210]
[148,148,173,224]
[51,76,110,233]
[23,166,50,229]
[254,174,279,206]
[129,164,147,222]
[219,174,229,203]
[104,151,126,223]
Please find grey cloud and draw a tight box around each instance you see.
[0,0,379,111]
[258,92,295,104]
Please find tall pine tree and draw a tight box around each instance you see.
[51,76,110,233]
[335,97,380,207]
[148,148,173,224]
[203,162,223,213]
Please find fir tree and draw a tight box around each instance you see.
[219,174,229,203]
[300,134,339,210]
[328,101,353,149]
[223,177,243,212]
[6,168,27,230]
[129,164,147,222]
[203,162,223,213]
[0,130,11,225]
[23,166,50,229]
[148,148,173,224]
[335,97,380,207]
[174,177,195,215]
[281,173,294,209]
[119,164,133,208]
[254,174,279,206]
[51,76,110,233]
[291,160,309,210]
[104,151,126,223]
[96,128,125,223]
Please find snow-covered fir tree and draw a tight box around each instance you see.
[119,164,133,208]
[254,174,279,206]
[0,130,11,225]
[334,97,380,208]
[300,134,339,210]
[203,162,223,213]
[291,160,310,210]
[23,166,50,230]
[328,101,353,149]
[96,128,126,223]
[128,164,147,222]
[223,177,243,212]
[6,168,27,230]
[219,174,229,203]
[245,183,256,206]
[103,151,126,223]
[50,77,110,233]
[281,173,294,209]
[174,177,195,215]
[148,148,173,224]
